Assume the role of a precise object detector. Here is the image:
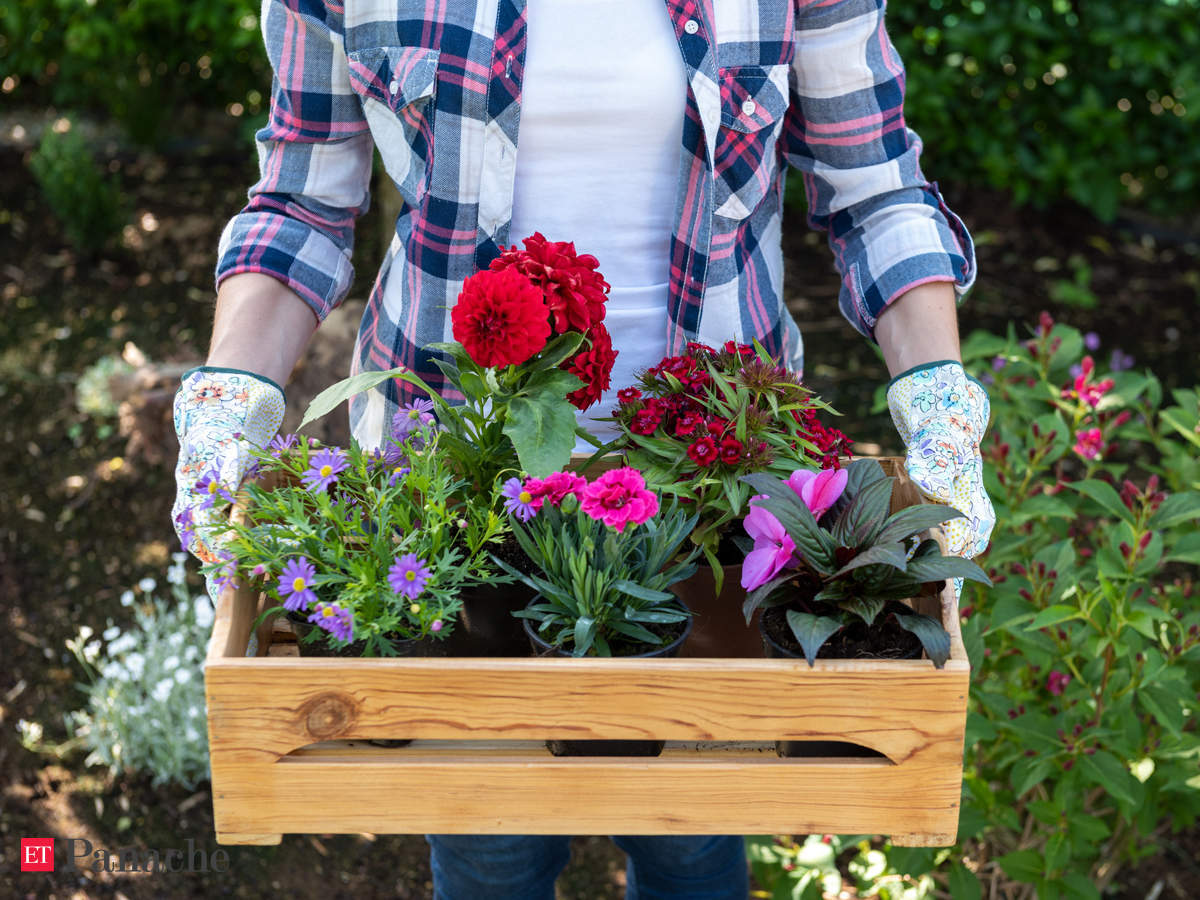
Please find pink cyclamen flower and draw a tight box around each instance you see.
[741,504,797,590]
[785,467,849,520]
[1073,428,1104,461]
[527,470,588,508]
[579,467,659,533]
[1046,670,1071,696]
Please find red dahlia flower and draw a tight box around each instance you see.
[451,267,550,368]
[491,231,610,335]
[563,321,617,411]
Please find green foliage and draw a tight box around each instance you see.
[749,315,1200,895]
[28,126,125,251]
[61,557,211,789]
[1,0,269,143]
[501,490,699,657]
[886,0,1200,219]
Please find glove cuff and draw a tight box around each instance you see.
[181,365,285,402]
[174,368,287,448]
[887,360,990,444]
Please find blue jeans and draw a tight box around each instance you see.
[426,834,748,900]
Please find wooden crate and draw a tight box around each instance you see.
[204,459,969,847]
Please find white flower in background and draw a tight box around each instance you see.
[138,577,156,593]
[102,625,121,641]
[119,590,135,607]
[193,596,214,628]
[163,655,179,670]
[83,640,102,663]
[151,680,172,703]
[17,719,44,749]
[124,652,145,678]
[78,625,94,641]
[107,633,137,655]
[174,668,191,684]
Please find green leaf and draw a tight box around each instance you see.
[573,616,597,656]
[784,611,843,667]
[613,580,677,604]
[1077,750,1137,807]
[502,395,577,477]
[842,596,885,627]
[905,555,992,586]
[1067,479,1132,523]
[299,366,412,430]
[1024,605,1084,631]
[1165,531,1200,565]
[947,862,982,900]
[1149,490,1200,529]
[894,612,951,668]
[1010,755,1054,798]
[608,619,662,645]
[995,850,1044,882]
[1138,685,1185,737]
[831,542,909,578]
[824,457,887,523]
[874,503,965,545]
[833,476,894,547]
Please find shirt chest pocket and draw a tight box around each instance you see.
[713,64,789,222]
[346,46,439,204]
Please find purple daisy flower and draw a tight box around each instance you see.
[301,447,349,492]
[194,470,234,510]
[174,507,195,549]
[210,553,238,596]
[278,557,318,611]
[501,477,538,522]
[391,399,436,442]
[388,553,431,600]
[388,465,410,487]
[268,433,299,458]
[308,602,353,643]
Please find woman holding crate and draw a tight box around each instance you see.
[172,1,994,896]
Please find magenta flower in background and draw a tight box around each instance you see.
[194,470,234,510]
[527,471,588,508]
[501,477,539,522]
[308,602,353,643]
[741,504,798,590]
[1046,670,1071,696]
[301,447,349,491]
[1073,428,1104,461]
[1061,356,1115,409]
[389,553,431,599]
[785,467,849,520]
[278,557,318,611]
[579,467,659,533]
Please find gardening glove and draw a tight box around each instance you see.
[171,367,285,602]
[887,361,995,569]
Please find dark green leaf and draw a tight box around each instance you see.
[831,542,908,578]
[947,862,982,900]
[995,850,1044,881]
[1077,750,1137,806]
[894,612,951,668]
[502,395,577,477]
[1068,480,1133,523]
[824,457,887,523]
[299,366,414,430]
[1024,605,1083,631]
[613,579,677,604]
[573,616,597,656]
[874,504,965,546]
[784,611,843,667]
[833,476,894,547]
[842,596,885,627]
[905,555,992,586]
[1149,491,1200,529]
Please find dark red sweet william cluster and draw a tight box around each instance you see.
[614,340,851,470]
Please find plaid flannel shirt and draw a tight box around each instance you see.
[216,0,976,447]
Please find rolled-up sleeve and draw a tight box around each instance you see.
[783,0,976,340]
[215,0,373,322]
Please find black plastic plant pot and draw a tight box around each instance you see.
[522,610,693,758]
[760,605,912,760]
[285,610,449,748]
[446,580,537,657]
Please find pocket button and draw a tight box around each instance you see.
[388,79,400,96]
[741,99,757,116]
[684,19,699,34]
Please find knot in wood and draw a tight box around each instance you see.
[300,691,358,739]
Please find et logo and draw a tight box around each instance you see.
[21,838,55,872]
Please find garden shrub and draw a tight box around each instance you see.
[28,125,127,252]
[62,555,213,789]
[751,316,1199,897]
[886,0,1200,219]
[0,0,268,143]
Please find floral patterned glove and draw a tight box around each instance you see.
[171,368,286,600]
[887,361,995,562]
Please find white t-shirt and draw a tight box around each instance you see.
[509,0,687,444]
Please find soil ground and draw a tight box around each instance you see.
[1,115,1197,898]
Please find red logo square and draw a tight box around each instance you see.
[21,838,54,872]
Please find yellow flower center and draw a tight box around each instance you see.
[393,466,405,475]
[405,570,416,581]
[321,606,335,618]
[207,481,218,494]
[518,491,532,504]
[320,464,333,477]
[410,603,421,614]
[292,577,306,592]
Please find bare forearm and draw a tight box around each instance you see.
[206,273,319,387]
[873,281,961,377]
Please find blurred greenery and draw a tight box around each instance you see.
[3,0,1198,217]
[29,126,126,251]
